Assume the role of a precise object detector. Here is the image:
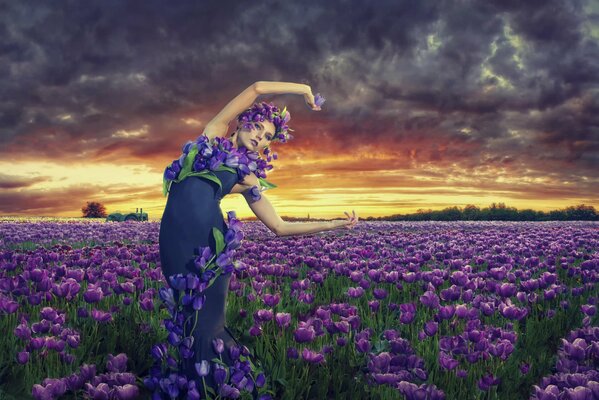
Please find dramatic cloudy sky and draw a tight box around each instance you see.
[1,0,598,219]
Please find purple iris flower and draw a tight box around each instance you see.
[314,93,326,107]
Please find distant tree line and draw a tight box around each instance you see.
[243,203,597,222]
[364,203,598,221]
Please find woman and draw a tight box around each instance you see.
[147,81,359,399]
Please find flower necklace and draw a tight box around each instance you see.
[162,135,277,202]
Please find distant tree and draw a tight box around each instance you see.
[463,204,480,220]
[82,201,107,218]
[564,204,597,220]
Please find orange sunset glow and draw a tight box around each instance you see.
[1,2,597,220]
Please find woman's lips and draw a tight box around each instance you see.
[251,140,258,146]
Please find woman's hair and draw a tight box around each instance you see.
[236,101,293,144]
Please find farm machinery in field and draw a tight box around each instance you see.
[106,208,148,222]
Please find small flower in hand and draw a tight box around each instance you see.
[343,210,358,229]
[314,93,326,108]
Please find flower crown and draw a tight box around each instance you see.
[237,101,294,146]
[237,94,325,150]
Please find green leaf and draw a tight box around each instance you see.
[212,227,225,255]
[180,144,198,177]
[162,178,170,197]
[258,177,277,190]
[215,165,237,174]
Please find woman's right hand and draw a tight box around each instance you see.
[343,210,358,230]
[303,87,321,111]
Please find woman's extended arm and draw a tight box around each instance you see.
[241,183,353,237]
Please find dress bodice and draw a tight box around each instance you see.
[210,169,239,201]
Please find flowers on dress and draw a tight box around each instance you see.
[146,211,273,399]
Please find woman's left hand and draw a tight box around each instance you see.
[303,88,321,111]
[343,210,358,230]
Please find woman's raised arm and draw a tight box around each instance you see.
[203,81,316,140]
[202,82,261,140]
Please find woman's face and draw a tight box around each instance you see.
[234,120,275,152]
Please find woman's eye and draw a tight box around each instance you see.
[254,123,260,129]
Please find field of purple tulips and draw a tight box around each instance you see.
[0,219,597,400]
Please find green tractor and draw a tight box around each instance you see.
[106,208,149,222]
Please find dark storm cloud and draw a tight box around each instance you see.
[0,0,597,205]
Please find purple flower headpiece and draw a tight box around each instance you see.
[237,101,293,144]
[237,94,325,146]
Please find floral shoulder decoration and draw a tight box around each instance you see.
[162,134,278,202]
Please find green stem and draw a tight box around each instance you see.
[202,376,209,400]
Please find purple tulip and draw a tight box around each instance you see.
[294,327,316,343]
[424,321,438,337]
[302,348,325,364]
[439,352,459,370]
[212,338,224,354]
[420,291,440,309]
[255,309,274,322]
[438,305,455,320]
[581,304,596,316]
[263,293,280,307]
[249,325,262,336]
[17,351,29,364]
[347,287,365,298]
[287,347,299,359]
[355,338,371,353]
[107,353,128,373]
[91,309,112,323]
[275,312,291,328]
[195,360,210,377]
[477,373,500,391]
